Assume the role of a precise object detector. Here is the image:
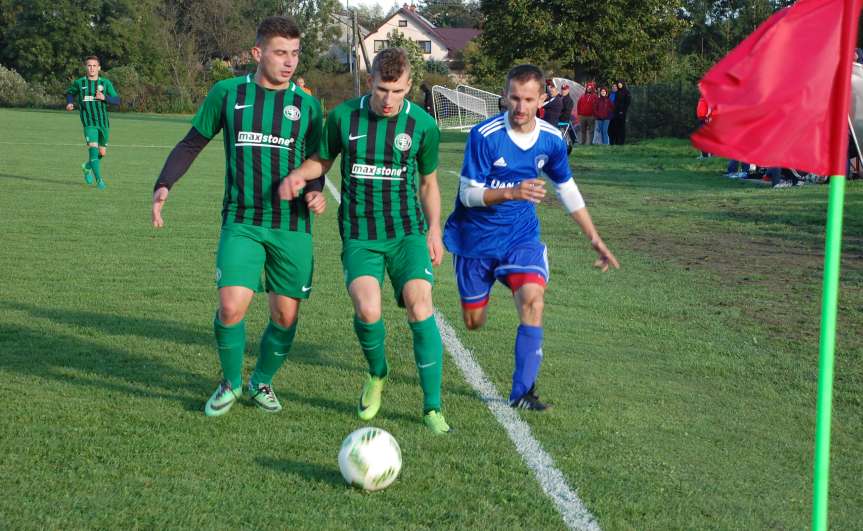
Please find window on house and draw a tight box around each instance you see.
[419,40,432,54]
[398,20,407,27]
[374,40,389,52]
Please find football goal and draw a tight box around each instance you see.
[432,85,496,130]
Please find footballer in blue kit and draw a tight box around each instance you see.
[443,64,620,410]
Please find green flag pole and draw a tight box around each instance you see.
[812,173,846,531]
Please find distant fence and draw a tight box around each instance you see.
[627,82,701,141]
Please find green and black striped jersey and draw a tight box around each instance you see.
[193,74,323,231]
[65,76,117,129]
[320,95,440,241]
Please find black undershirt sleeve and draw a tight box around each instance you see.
[154,127,210,191]
[305,175,325,193]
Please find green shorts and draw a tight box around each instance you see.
[341,234,434,307]
[216,223,314,299]
[83,126,109,147]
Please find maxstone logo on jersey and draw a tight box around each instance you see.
[237,131,295,147]
[351,163,406,178]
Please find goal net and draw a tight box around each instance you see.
[456,84,501,118]
[432,85,494,130]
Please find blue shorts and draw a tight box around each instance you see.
[453,240,548,309]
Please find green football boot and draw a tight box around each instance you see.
[81,163,94,185]
[357,374,385,421]
[204,380,242,417]
[422,410,451,435]
[96,177,107,190]
[247,382,283,413]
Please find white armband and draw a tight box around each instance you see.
[555,178,585,213]
[459,176,487,207]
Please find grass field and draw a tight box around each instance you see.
[1,107,861,530]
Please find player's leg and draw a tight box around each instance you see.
[453,254,496,330]
[388,235,449,434]
[81,128,97,185]
[344,240,388,420]
[94,129,108,189]
[205,225,266,417]
[246,230,312,412]
[497,241,551,411]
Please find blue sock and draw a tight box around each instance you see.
[510,324,544,402]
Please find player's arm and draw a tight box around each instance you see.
[152,83,225,228]
[151,127,211,227]
[102,80,120,106]
[457,128,545,207]
[545,140,619,271]
[64,82,78,111]
[417,125,444,265]
[280,106,339,199]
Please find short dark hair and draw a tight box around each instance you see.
[505,64,545,92]
[371,48,411,82]
[256,16,301,46]
[84,55,100,64]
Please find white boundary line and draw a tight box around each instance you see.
[323,176,599,531]
[0,141,173,148]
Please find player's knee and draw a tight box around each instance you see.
[270,308,297,328]
[98,147,106,157]
[463,311,486,330]
[403,282,433,321]
[218,304,246,325]
[355,302,381,323]
[520,297,544,320]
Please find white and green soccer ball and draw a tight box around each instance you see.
[338,427,402,491]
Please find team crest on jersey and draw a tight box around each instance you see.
[394,133,412,151]
[284,105,301,120]
[535,155,549,170]
[97,84,104,92]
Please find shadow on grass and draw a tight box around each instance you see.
[0,173,82,187]
[255,457,345,487]
[0,322,207,409]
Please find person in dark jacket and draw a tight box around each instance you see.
[420,83,433,114]
[559,84,574,125]
[611,80,631,145]
[593,87,614,145]
[540,84,563,126]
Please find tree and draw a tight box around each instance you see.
[418,0,483,28]
[475,0,686,84]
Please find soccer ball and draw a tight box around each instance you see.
[338,427,402,491]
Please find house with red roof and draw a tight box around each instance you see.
[359,4,480,70]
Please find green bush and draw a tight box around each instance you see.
[425,60,449,75]
[0,64,51,107]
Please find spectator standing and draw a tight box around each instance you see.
[593,87,614,145]
[608,84,619,144]
[297,76,313,95]
[612,80,631,145]
[541,84,563,127]
[421,83,434,114]
[696,96,711,159]
[576,82,597,144]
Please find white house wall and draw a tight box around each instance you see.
[360,14,448,70]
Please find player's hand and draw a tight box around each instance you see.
[305,191,326,214]
[152,187,169,228]
[591,238,620,272]
[65,103,74,112]
[511,178,546,204]
[95,91,105,101]
[426,226,444,266]
[279,174,305,200]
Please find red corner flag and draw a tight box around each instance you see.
[692,0,863,176]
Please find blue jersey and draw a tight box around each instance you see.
[443,113,573,259]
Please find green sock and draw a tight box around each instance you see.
[409,316,443,413]
[84,160,92,170]
[354,316,388,378]
[88,147,103,181]
[251,320,297,386]
[213,312,245,389]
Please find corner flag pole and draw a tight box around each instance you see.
[812,169,846,531]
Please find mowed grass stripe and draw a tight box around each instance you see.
[323,166,596,530]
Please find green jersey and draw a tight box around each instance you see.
[65,76,117,129]
[193,74,323,231]
[320,95,440,241]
